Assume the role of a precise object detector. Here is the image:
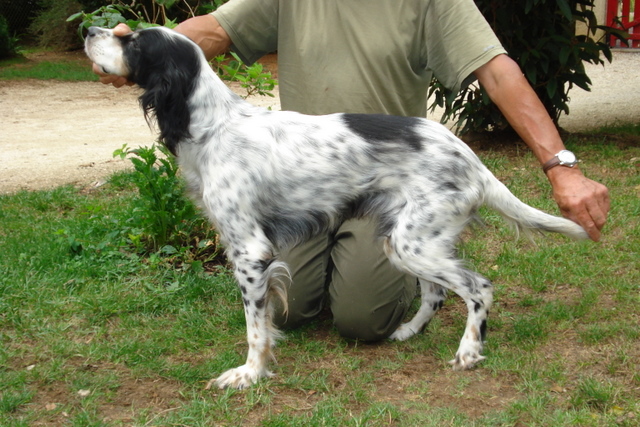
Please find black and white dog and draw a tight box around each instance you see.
[85,26,588,389]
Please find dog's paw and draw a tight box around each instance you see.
[389,323,418,341]
[448,352,486,371]
[206,365,273,390]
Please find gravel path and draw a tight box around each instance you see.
[1,51,638,194]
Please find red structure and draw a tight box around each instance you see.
[608,0,640,47]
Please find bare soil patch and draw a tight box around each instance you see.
[0,52,279,194]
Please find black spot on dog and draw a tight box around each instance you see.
[480,319,487,341]
[260,209,332,249]
[259,258,275,270]
[473,300,482,313]
[343,114,423,152]
[440,181,461,192]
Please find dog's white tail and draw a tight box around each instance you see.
[481,168,589,241]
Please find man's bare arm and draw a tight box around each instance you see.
[474,54,610,241]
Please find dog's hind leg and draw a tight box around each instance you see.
[384,221,493,370]
[445,270,492,370]
[209,235,288,389]
[389,279,447,341]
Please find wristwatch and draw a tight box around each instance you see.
[542,150,578,174]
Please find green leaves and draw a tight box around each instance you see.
[555,0,573,21]
[429,0,624,135]
[112,144,213,254]
[213,52,277,99]
[67,5,129,39]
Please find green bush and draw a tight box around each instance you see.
[29,0,84,50]
[0,14,18,58]
[112,144,214,253]
[429,0,627,135]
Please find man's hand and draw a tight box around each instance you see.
[546,166,610,241]
[92,23,134,87]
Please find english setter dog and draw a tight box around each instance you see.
[85,26,588,389]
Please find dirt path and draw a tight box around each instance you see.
[1,51,638,194]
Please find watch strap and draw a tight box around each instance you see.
[542,156,561,174]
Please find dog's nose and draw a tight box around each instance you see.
[86,26,102,38]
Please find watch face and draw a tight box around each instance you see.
[558,150,576,164]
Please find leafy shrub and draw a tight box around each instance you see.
[29,0,84,50]
[429,0,627,134]
[0,14,18,58]
[113,144,214,253]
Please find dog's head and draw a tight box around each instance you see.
[85,26,202,87]
[85,26,202,155]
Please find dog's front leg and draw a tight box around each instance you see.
[209,242,286,389]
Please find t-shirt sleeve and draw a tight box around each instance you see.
[212,0,279,65]
[423,0,507,93]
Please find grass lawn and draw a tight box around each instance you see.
[0,50,97,82]
[1,51,639,425]
[1,129,638,426]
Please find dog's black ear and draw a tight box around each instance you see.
[131,29,201,156]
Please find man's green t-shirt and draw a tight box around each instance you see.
[213,0,506,117]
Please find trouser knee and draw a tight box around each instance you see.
[331,297,413,342]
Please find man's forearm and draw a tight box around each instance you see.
[474,54,566,166]
[175,14,231,61]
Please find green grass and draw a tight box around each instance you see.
[1,127,639,425]
[0,54,97,81]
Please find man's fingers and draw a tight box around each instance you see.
[92,62,103,75]
[112,23,133,36]
[594,186,611,230]
[91,49,133,87]
[561,205,600,242]
[580,182,610,240]
[580,216,601,242]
